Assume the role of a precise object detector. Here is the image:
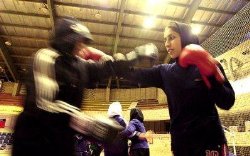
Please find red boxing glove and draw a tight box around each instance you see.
[179,44,225,89]
[78,47,102,61]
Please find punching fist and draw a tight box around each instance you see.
[179,44,225,89]
[77,47,113,62]
[99,55,114,63]
[113,53,127,61]
[125,43,159,61]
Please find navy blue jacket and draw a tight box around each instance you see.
[122,62,235,150]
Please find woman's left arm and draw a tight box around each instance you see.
[210,63,235,110]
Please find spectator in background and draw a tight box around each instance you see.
[122,108,151,156]
[74,134,91,156]
[90,142,103,156]
[104,102,128,156]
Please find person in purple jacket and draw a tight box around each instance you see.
[104,102,128,156]
[122,108,149,156]
[74,134,91,156]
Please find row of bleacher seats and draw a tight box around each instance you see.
[82,88,158,102]
[228,146,250,156]
[81,100,132,111]
[136,99,168,110]
[137,103,167,110]
[137,99,159,105]
[0,132,13,150]
[81,98,167,111]
[0,94,23,106]
[220,112,250,132]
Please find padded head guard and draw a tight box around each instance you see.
[50,17,93,55]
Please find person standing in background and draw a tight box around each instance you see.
[122,108,150,156]
[104,102,128,156]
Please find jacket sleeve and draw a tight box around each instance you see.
[33,49,79,113]
[210,63,235,110]
[120,120,137,138]
[86,60,164,88]
[112,61,164,88]
[85,60,115,83]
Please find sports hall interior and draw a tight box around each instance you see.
[0,0,250,155]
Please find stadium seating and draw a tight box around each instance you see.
[0,132,13,151]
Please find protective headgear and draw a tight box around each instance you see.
[50,17,93,55]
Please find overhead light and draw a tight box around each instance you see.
[39,3,48,13]
[191,25,202,35]
[148,0,163,5]
[4,41,11,46]
[40,7,47,13]
[143,16,155,29]
[0,66,3,73]
[95,12,102,19]
[0,79,2,90]
[22,68,27,72]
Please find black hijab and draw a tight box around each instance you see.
[167,22,200,48]
[130,108,144,123]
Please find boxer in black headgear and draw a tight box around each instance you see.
[12,16,160,156]
[12,17,122,156]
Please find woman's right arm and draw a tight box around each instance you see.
[113,61,164,88]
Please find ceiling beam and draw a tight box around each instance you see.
[7,2,228,25]
[191,21,223,27]
[53,1,235,16]
[11,55,33,59]
[0,25,165,42]
[0,10,220,34]
[0,22,209,41]
[198,7,236,15]
[120,35,163,43]
[0,35,48,42]
[0,10,48,18]
[0,22,51,30]
[124,10,182,22]
[0,62,32,67]
[47,0,57,35]
[0,36,133,49]
[0,38,19,81]
[18,0,242,15]
[113,0,127,55]
[11,46,40,51]
[56,1,189,10]
[183,0,202,23]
